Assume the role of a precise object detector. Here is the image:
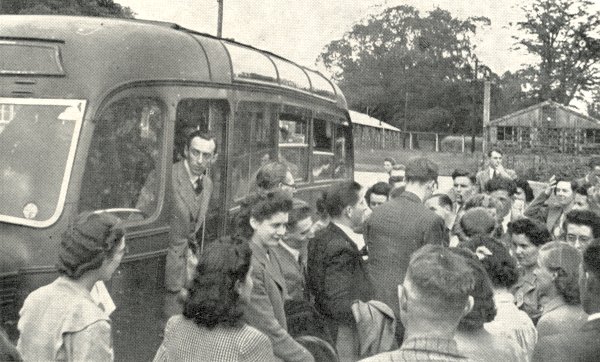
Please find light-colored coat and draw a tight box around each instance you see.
[475,167,517,192]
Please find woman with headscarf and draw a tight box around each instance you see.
[17,212,126,361]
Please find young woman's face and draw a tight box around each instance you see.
[512,233,539,268]
[251,212,288,247]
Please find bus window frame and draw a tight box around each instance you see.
[0,97,86,228]
[278,104,311,183]
[311,111,349,184]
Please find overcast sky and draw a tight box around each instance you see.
[118,0,537,75]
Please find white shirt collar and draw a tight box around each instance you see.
[333,221,365,250]
[489,167,495,179]
[588,312,600,322]
[278,240,300,262]
[502,211,511,233]
[183,159,202,185]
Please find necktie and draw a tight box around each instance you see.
[194,178,203,195]
[493,169,498,179]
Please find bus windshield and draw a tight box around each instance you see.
[0,98,85,227]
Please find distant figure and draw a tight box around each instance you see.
[476,148,517,192]
[365,181,392,209]
[17,213,126,361]
[234,191,314,362]
[533,241,600,361]
[534,242,586,338]
[388,163,406,197]
[509,218,552,323]
[464,236,537,359]
[307,181,373,359]
[383,157,396,176]
[525,176,575,238]
[153,237,276,362]
[452,248,527,362]
[361,245,475,361]
[450,169,478,213]
[562,209,600,252]
[574,156,600,188]
[365,157,447,343]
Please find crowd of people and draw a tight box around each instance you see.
[4,146,600,361]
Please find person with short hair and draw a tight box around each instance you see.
[572,184,591,211]
[383,157,396,176]
[307,181,373,359]
[452,248,527,362]
[509,218,552,322]
[424,193,456,232]
[525,176,576,238]
[366,157,448,343]
[475,148,517,192]
[361,245,475,361]
[153,237,276,361]
[574,156,600,188]
[533,241,600,361]
[450,169,478,213]
[365,181,392,209]
[455,207,497,245]
[485,177,518,234]
[562,209,600,253]
[534,242,587,338]
[453,194,504,243]
[235,191,314,362]
[253,161,295,198]
[388,164,407,197]
[464,236,538,359]
[17,213,126,361]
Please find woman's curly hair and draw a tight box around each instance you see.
[463,236,519,289]
[450,247,497,331]
[234,190,293,239]
[539,242,582,305]
[183,236,252,329]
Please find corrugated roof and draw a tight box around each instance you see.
[489,100,600,126]
[349,110,400,131]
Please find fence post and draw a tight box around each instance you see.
[461,135,465,153]
[409,132,413,150]
[435,133,439,152]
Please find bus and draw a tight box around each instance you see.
[0,15,353,360]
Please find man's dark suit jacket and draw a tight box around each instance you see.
[307,222,374,341]
[365,191,448,318]
[533,318,600,361]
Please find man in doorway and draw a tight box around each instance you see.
[476,148,517,192]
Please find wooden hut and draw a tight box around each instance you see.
[485,100,600,155]
[350,110,401,149]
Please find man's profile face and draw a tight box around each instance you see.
[489,151,503,169]
[489,189,512,217]
[284,216,314,247]
[349,189,371,232]
[369,193,388,209]
[572,193,590,211]
[453,176,475,204]
[184,137,216,176]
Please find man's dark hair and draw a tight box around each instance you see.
[508,218,551,246]
[183,236,251,328]
[186,130,217,150]
[463,236,519,289]
[365,182,392,205]
[485,177,517,196]
[288,199,313,230]
[255,161,289,191]
[405,157,438,184]
[234,191,293,239]
[574,183,589,197]
[514,179,535,203]
[323,181,362,218]
[564,209,600,239]
[425,193,453,210]
[487,147,503,157]
[406,245,475,313]
[452,169,476,185]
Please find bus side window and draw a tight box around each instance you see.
[78,97,165,219]
[334,122,351,179]
[279,114,308,181]
[312,118,335,180]
[232,102,277,199]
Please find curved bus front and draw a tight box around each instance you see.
[0,15,353,360]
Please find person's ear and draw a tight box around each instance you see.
[345,205,353,218]
[249,217,260,231]
[463,295,474,317]
[398,285,408,313]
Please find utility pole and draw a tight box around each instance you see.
[217,0,223,37]
[471,59,478,153]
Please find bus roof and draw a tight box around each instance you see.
[0,15,347,109]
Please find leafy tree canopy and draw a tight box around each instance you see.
[514,0,600,105]
[318,5,491,133]
[1,0,135,18]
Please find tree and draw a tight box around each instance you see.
[514,0,600,105]
[1,0,135,18]
[317,5,490,133]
